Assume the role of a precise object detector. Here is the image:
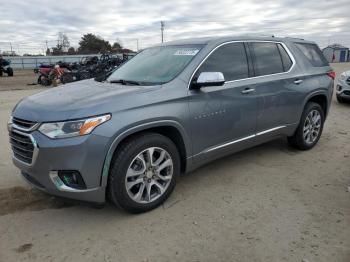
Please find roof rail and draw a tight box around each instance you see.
[284,36,305,41]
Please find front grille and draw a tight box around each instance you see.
[12,117,37,130]
[343,90,350,96]
[9,130,34,164]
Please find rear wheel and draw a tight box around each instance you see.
[6,67,13,77]
[108,133,180,213]
[288,102,324,150]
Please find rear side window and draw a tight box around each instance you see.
[195,42,249,81]
[250,42,284,76]
[277,44,293,71]
[294,43,329,67]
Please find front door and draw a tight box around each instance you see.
[188,42,258,161]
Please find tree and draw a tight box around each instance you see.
[78,34,112,54]
[51,44,64,55]
[57,32,70,52]
[46,48,51,56]
[112,42,122,52]
[67,47,76,55]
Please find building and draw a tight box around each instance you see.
[322,44,349,63]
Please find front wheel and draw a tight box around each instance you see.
[108,133,180,213]
[288,102,324,150]
[337,95,345,103]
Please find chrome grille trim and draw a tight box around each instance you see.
[9,129,39,166]
[11,117,40,132]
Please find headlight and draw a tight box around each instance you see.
[39,114,111,139]
[341,74,346,80]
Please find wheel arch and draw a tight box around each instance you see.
[100,120,191,187]
[302,91,329,119]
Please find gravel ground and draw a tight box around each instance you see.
[0,64,349,262]
[0,70,41,91]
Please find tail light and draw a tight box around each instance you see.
[327,71,336,80]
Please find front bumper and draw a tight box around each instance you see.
[10,128,110,203]
[336,78,350,98]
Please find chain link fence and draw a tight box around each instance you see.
[3,54,102,69]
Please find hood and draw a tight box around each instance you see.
[13,79,159,122]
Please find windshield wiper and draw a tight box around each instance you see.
[109,79,141,85]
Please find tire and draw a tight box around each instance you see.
[40,75,49,86]
[337,95,345,103]
[0,69,3,77]
[7,67,13,77]
[61,73,74,84]
[288,102,324,150]
[108,133,180,213]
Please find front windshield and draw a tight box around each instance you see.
[107,45,203,85]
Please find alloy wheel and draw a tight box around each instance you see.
[125,147,173,204]
[303,109,321,144]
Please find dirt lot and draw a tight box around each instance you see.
[0,70,41,91]
[0,64,349,262]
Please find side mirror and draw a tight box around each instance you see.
[191,72,225,89]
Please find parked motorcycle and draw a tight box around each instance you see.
[0,57,14,77]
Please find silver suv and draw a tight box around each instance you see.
[336,70,350,103]
[8,36,334,213]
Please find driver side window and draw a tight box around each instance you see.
[194,42,249,82]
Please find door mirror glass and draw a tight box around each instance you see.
[192,72,225,89]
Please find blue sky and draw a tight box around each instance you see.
[0,0,349,54]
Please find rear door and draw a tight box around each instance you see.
[248,41,297,134]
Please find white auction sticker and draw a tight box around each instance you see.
[174,49,199,56]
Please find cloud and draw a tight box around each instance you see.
[0,0,349,54]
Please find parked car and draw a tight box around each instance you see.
[336,70,350,103]
[8,36,334,213]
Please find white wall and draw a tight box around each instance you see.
[322,48,349,63]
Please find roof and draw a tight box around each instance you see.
[153,35,314,47]
[324,44,349,50]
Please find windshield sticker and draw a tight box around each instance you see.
[174,49,199,56]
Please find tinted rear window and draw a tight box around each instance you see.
[195,42,249,81]
[250,42,284,76]
[295,43,329,67]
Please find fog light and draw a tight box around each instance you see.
[337,85,342,91]
[58,171,86,189]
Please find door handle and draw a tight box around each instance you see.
[241,88,255,94]
[294,79,303,85]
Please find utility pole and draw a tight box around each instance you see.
[160,21,165,43]
[45,40,49,56]
[10,42,13,54]
[136,39,139,51]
